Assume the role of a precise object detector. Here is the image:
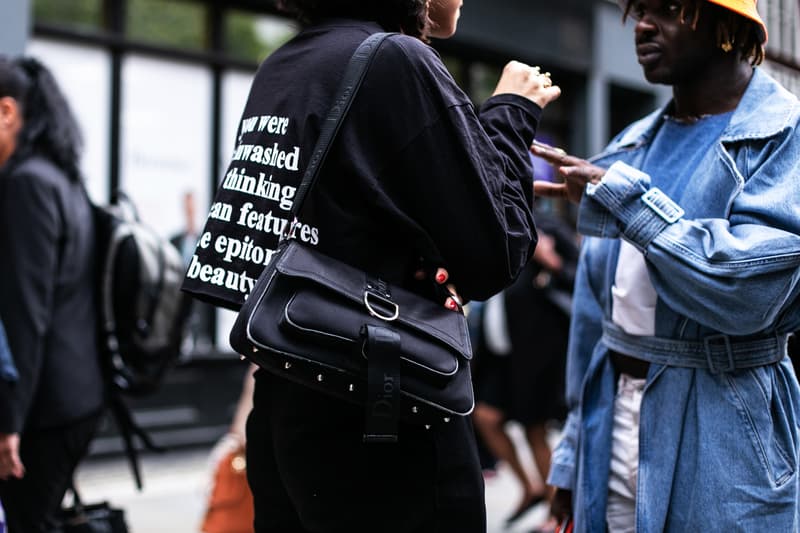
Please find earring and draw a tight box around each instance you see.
[721,39,733,52]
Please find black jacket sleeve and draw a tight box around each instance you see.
[381,95,540,301]
[0,166,62,433]
[362,38,541,301]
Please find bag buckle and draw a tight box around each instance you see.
[364,291,399,322]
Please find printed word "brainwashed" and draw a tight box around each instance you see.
[231,143,300,171]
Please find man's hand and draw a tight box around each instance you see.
[0,432,25,480]
[550,487,573,525]
[532,233,563,273]
[531,142,606,204]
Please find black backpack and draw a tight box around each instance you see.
[93,191,190,489]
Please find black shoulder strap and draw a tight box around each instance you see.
[284,31,393,237]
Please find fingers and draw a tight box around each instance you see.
[530,141,581,166]
[533,181,569,198]
[494,61,561,108]
[11,458,24,479]
[0,455,24,480]
[409,266,463,312]
[444,283,463,311]
[537,83,562,108]
[433,270,463,312]
[0,433,23,480]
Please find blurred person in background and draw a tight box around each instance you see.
[170,190,213,356]
[533,0,800,531]
[0,56,105,532]
[472,207,578,530]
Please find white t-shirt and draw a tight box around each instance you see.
[611,240,657,336]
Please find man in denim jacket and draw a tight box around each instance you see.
[534,0,800,531]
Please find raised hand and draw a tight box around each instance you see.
[531,141,606,204]
[493,61,561,109]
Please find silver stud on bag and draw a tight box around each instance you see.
[252,347,259,353]
[425,425,431,430]
[411,406,418,414]
[239,355,246,361]
[317,374,324,382]
[443,417,450,423]
[348,384,354,392]
[284,362,292,370]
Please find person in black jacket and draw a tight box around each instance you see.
[0,56,105,532]
[188,1,562,532]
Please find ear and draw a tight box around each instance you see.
[0,96,20,129]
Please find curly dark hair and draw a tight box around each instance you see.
[276,0,431,40]
[0,56,84,180]
[619,0,765,66]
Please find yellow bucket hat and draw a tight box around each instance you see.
[706,0,767,43]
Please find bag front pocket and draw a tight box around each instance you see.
[280,286,460,384]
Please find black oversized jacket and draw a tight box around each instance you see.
[185,19,542,309]
[0,155,104,433]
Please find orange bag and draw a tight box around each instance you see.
[200,443,254,533]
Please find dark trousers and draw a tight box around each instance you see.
[246,371,486,533]
[0,411,101,533]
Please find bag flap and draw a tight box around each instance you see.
[274,242,472,359]
[283,289,459,377]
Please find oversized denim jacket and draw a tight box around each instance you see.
[548,69,800,532]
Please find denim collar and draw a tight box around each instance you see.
[613,68,799,149]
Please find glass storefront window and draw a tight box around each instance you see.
[220,70,256,175]
[225,11,298,64]
[120,55,212,240]
[33,0,102,30]
[26,39,111,204]
[127,0,207,50]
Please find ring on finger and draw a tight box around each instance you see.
[448,292,463,307]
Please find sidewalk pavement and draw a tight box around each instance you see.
[74,423,552,533]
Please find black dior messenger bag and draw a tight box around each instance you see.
[229,32,474,443]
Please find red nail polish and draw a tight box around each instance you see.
[436,272,447,283]
[447,300,458,310]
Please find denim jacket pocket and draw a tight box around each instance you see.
[726,366,797,487]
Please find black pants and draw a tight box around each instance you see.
[246,371,486,533]
[0,411,102,533]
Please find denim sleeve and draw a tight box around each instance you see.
[548,409,580,489]
[577,132,800,334]
[548,240,605,489]
[0,320,17,383]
